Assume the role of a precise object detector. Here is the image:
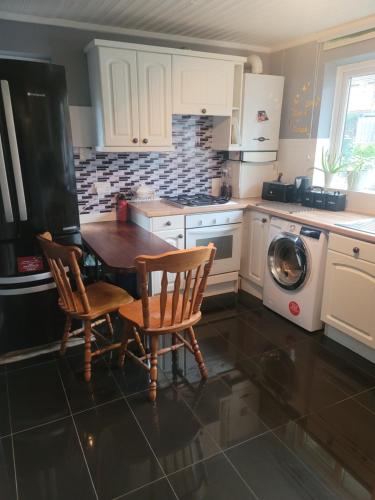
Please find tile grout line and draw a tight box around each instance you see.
[222,450,261,500]
[56,368,99,500]
[5,371,19,500]
[101,355,180,500]
[111,476,167,500]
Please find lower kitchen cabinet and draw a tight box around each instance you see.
[240,210,270,288]
[321,234,375,348]
[151,228,185,294]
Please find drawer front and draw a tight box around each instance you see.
[151,215,184,232]
[186,210,243,229]
[329,233,375,264]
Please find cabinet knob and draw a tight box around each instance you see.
[132,138,139,143]
[262,218,267,223]
[201,108,207,114]
[178,234,184,238]
[142,138,149,144]
[165,221,172,226]
[353,246,360,255]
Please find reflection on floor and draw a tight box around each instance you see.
[1,291,375,499]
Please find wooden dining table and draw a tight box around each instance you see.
[81,221,176,273]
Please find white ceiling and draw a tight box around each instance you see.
[0,0,374,51]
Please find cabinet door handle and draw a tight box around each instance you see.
[132,138,139,143]
[353,246,360,255]
[142,138,149,144]
[201,108,207,114]
[262,218,267,223]
[253,137,270,142]
[178,234,184,238]
[165,221,172,226]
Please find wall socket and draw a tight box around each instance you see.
[93,181,112,195]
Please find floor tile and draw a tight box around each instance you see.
[355,387,375,414]
[274,413,375,500]
[169,453,256,499]
[58,354,122,413]
[5,350,57,372]
[0,436,17,500]
[74,398,163,499]
[198,295,236,324]
[178,375,269,449]
[0,375,10,438]
[119,479,176,500]
[110,357,171,397]
[13,417,96,500]
[244,343,348,418]
[212,316,278,358]
[227,431,338,499]
[128,388,220,474]
[241,306,316,347]
[8,361,70,433]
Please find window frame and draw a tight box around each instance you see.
[330,59,375,160]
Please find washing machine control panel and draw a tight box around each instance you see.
[300,226,322,239]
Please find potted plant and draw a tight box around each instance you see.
[318,149,347,189]
[346,144,375,191]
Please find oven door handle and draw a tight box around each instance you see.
[187,224,241,236]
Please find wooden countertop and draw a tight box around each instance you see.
[81,221,176,272]
[241,197,375,244]
[129,199,248,217]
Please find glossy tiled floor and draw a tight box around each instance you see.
[2,291,375,499]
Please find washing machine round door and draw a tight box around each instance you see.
[268,233,308,290]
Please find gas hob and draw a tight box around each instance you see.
[163,194,232,208]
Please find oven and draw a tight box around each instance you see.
[185,210,243,275]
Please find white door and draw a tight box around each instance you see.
[151,229,185,295]
[241,74,284,151]
[99,47,139,147]
[172,55,234,116]
[321,250,375,347]
[137,52,172,147]
[242,211,269,286]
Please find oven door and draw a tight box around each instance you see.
[186,223,242,275]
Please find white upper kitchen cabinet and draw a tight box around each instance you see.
[90,47,139,149]
[172,55,235,116]
[137,52,172,147]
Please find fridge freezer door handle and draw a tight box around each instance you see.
[1,80,27,221]
[0,134,14,222]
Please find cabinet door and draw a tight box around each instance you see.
[321,250,375,347]
[99,47,139,147]
[241,211,269,286]
[172,55,234,116]
[137,52,172,147]
[151,229,185,295]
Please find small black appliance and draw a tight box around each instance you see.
[293,176,312,203]
[262,181,295,203]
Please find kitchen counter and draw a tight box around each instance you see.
[129,199,248,217]
[129,197,375,243]
[241,197,375,244]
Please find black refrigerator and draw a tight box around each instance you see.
[0,59,80,356]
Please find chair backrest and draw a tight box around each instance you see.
[135,244,216,329]
[37,232,91,314]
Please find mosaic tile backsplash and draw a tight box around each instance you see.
[75,115,225,215]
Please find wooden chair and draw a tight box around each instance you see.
[118,244,216,401]
[37,232,133,381]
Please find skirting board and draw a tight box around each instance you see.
[239,276,263,300]
[325,324,375,364]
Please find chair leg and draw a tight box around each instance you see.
[187,326,208,379]
[84,320,92,382]
[133,327,146,357]
[105,313,114,337]
[118,322,131,368]
[149,335,159,402]
[60,316,72,356]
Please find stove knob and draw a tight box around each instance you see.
[213,219,217,224]
[166,221,172,226]
[198,220,203,226]
[226,217,230,223]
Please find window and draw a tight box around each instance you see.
[329,60,375,192]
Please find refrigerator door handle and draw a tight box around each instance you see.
[0,134,14,222]
[1,80,27,221]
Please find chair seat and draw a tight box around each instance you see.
[59,281,133,319]
[119,293,201,333]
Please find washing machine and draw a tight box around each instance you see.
[263,217,328,332]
